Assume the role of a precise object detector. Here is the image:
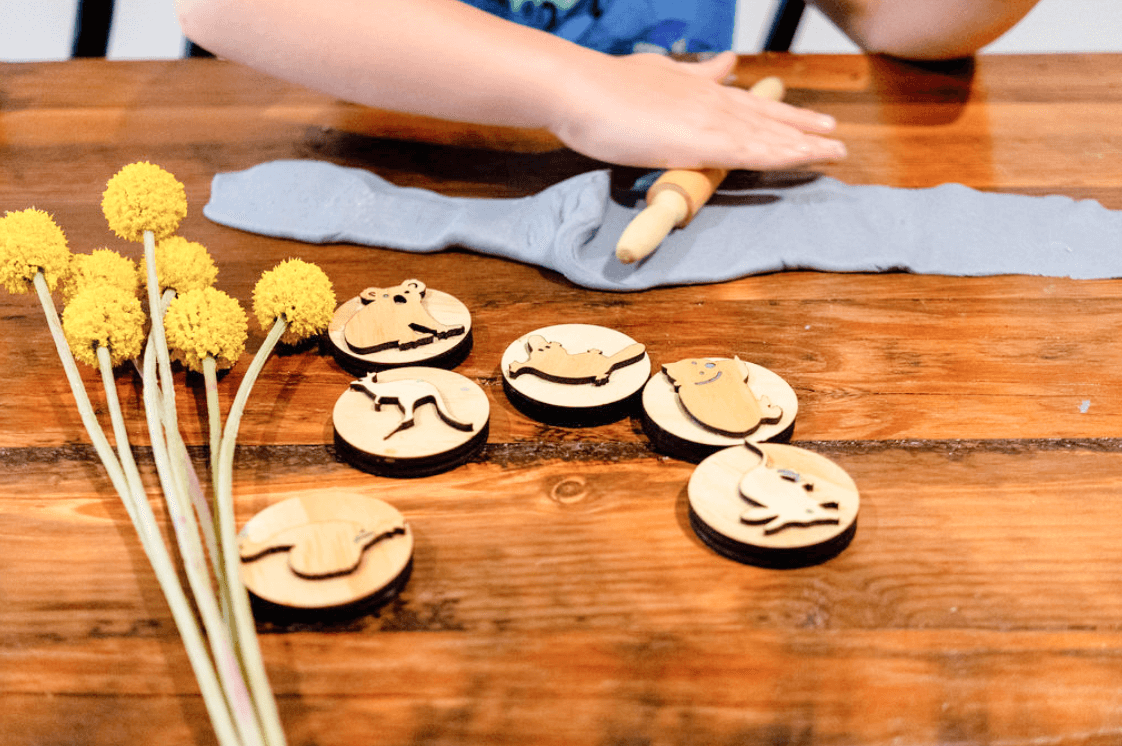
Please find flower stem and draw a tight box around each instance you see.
[33,272,242,746]
[151,288,221,579]
[216,316,288,746]
[142,238,263,746]
[203,354,227,609]
[142,337,264,746]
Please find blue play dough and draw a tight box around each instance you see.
[203,159,1122,292]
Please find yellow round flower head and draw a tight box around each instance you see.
[138,236,218,294]
[164,286,248,372]
[101,162,187,243]
[252,258,335,345]
[62,283,146,367]
[65,248,139,303]
[0,208,72,294]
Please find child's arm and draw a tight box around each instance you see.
[808,0,1042,60]
[174,0,845,170]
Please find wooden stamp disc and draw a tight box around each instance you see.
[500,324,651,426]
[238,491,413,611]
[333,367,490,477]
[641,358,797,462]
[328,281,472,374]
[687,442,859,568]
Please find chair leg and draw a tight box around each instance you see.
[764,0,806,52]
[72,0,116,58]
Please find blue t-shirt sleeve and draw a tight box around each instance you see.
[458,0,735,55]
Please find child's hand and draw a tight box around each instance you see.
[548,50,847,170]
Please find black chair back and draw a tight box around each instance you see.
[71,0,212,58]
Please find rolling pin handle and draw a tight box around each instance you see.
[614,189,690,265]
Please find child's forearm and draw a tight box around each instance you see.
[808,0,1041,59]
[175,0,846,170]
[176,0,570,128]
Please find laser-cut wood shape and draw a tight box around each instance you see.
[238,492,413,610]
[350,371,475,439]
[508,334,646,386]
[641,357,797,462]
[500,324,651,426]
[328,280,472,373]
[687,442,859,568]
[240,519,406,578]
[662,357,782,436]
[333,366,489,476]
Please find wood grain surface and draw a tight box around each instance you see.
[3,54,1122,746]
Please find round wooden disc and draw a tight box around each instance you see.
[238,491,413,611]
[327,287,472,373]
[641,358,797,462]
[333,366,490,476]
[500,324,650,424]
[687,443,859,568]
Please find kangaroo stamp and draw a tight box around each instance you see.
[333,366,490,476]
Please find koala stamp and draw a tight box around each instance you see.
[344,279,466,354]
[662,357,783,437]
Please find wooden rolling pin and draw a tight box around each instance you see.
[615,76,786,264]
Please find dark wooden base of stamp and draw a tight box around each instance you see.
[330,330,474,377]
[503,377,641,428]
[247,558,413,624]
[688,508,857,569]
[334,421,489,478]
[639,408,795,463]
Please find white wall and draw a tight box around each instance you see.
[2,0,1121,62]
[0,0,187,61]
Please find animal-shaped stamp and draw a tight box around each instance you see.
[507,334,646,386]
[333,366,490,476]
[350,371,474,439]
[687,441,859,568]
[641,357,797,462]
[500,324,651,426]
[344,279,465,354]
[238,492,413,611]
[736,443,842,535]
[662,357,782,436]
[328,280,472,373]
[239,518,407,578]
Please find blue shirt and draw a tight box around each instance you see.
[461,0,735,55]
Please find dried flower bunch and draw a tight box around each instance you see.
[2,161,336,746]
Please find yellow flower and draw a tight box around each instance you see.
[164,287,248,372]
[101,162,187,243]
[0,208,72,294]
[62,283,146,367]
[138,236,218,294]
[252,258,335,345]
[65,248,139,303]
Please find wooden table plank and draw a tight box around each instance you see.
[4,55,1122,746]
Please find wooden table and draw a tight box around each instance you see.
[3,54,1122,745]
